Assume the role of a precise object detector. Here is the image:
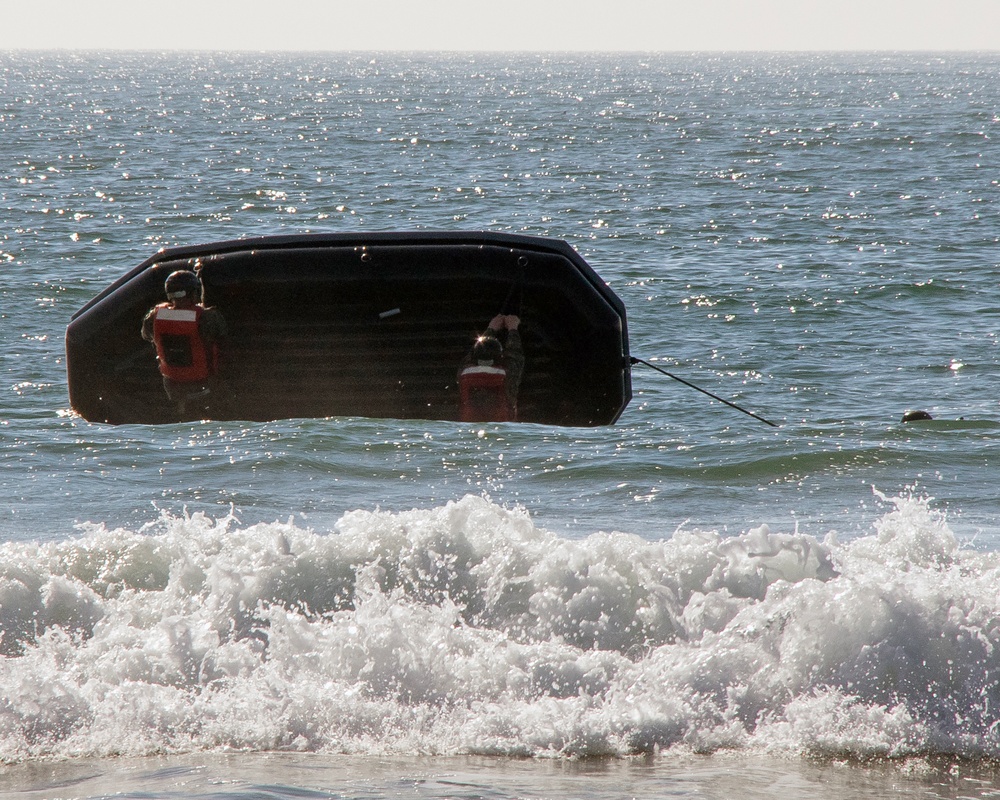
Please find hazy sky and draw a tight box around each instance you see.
[8,0,1000,52]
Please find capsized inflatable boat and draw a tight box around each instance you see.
[66,231,631,426]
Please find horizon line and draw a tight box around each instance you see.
[4,46,999,55]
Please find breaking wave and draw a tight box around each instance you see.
[2,493,997,763]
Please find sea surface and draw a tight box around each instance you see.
[2,50,1000,798]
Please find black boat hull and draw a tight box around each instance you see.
[66,231,631,426]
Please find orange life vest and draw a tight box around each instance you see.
[459,364,514,422]
[151,304,216,383]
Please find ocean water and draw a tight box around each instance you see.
[2,50,1000,798]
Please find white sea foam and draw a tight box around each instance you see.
[1,493,997,763]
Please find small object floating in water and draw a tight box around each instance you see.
[901,409,934,422]
[66,231,632,426]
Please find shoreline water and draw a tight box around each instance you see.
[7,751,1000,800]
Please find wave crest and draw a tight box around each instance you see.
[1,494,995,762]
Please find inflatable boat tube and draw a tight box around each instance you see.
[66,231,631,426]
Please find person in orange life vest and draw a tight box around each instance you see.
[458,314,524,422]
[141,270,227,414]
